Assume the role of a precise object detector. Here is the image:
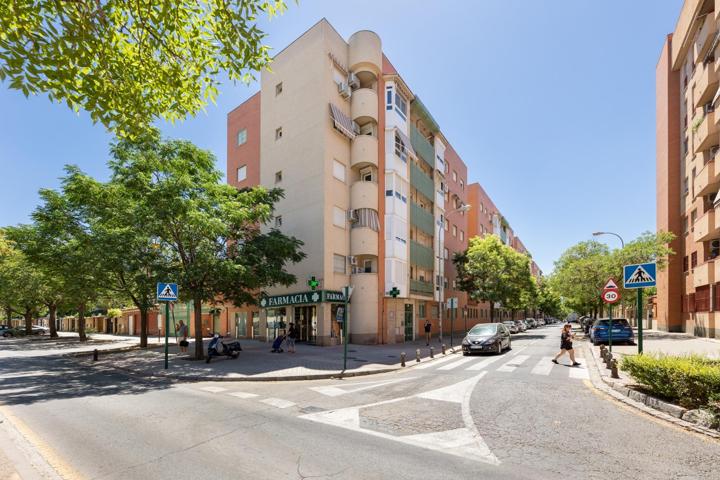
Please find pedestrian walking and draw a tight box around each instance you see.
[287,322,297,353]
[552,323,580,366]
[424,319,432,346]
[176,320,188,353]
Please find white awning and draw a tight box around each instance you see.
[329,103,356,140]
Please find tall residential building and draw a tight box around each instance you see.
[226,19,538,345]
[657,0,719,338]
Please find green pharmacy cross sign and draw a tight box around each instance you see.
[388,287,400,298]
[308,276,320,290]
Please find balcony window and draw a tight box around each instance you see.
[237,129,247,146]
[237,165,247,182]
[394,134,408,163]
[394,91,408,120]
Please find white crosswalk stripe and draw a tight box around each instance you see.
[260,398,296,409]
[568,365,589,379]
[199,386,227,393]
[530,357,555,376]
[465,355,505,371]
[227,392,259,399]
[437,357,475,371]
[414,352,463,369]
[496,355,530,372]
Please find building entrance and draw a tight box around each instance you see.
[294,306,317,344]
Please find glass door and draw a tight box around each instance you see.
[404,304,414,341]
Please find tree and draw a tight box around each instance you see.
[109,133,305,359]
[0,232,45,335]
[0,1,287,138]
[455,235,536,322]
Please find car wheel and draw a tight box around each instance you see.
[496,342,502,355]
[463,351,469,356]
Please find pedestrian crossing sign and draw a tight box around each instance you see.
[157,282,178,302]
[623,263,656,289]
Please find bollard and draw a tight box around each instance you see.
[442,343,446,355]
[400,352,406,367]
[415,348,421,363]
[92,349,98,362]
[430,346,434,359]
[610,359,619,379]
[599,345,607,358]
[605,352,613,368]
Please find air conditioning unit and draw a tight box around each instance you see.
[712,240,720,249]
[348,256,358,266]
[348,72,360,89]
[347,209,358,222]
[338,82,351,98]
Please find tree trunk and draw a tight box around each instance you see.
[489,303,495,323]
[139,307,149,348]
[4,305,11,326]
[78,303,87,342]
[193,297,204,360]
[24,308,33,335]
[48,302,58,338]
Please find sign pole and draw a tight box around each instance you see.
[164,301,170,369]
[343,286,349,372]
[637,289,643,354]
[450,301,454,349]
[608,304,613,353]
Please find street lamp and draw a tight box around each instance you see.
[437,203,471,345]
[592,231,625,248]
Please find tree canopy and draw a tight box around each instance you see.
[0,1,287,138]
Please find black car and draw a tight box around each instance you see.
[462,323,512,355]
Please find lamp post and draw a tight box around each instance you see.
[592,231,625,248]
[592,231,627,349]
[437,204,471,344]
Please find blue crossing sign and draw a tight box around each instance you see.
[623,263,656,289]
[157,283,178,302]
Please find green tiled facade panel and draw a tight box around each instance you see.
[410,202,435,237]
[410,161,435,201]
[410,279,434,296]
[410,240,434,269]
[410,124,435,169]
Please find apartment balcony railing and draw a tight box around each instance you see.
[694,209,717,243]
[410,201,435,237]
[351,134,378,169]
[694,62,718,109]
[410,124,435,169]
[410,279,434,296]
[410,161,435,202]
[693,260,715,288]
[694,110,718,153]
[409,240,434,270]
[695,160,718,197]
[694,16,715,63]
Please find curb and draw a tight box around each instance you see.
[584,343,720,440]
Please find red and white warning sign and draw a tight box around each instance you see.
[601,278,620,304]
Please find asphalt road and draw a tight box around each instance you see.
[1,324,719,480]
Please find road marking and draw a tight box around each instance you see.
[310,377,416,397]
[199,386,228,393]
[260,398,296,409]
[300,373,499,465]
[496,355,529,372]
[531,357,554,376]
[437,357,475,371]
[227,392,259,399]
[414,353,461,369]
[568,366,589,379]
[465,355,504,371]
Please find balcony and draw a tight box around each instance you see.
[409,240,434,269]
[693,260,715,288]
[694,62,718,109]
[350,271,378,294]
[410,161,435,201]
[694,209,717,243]
[695,161,718,197]
[410,279,434,297]
[693,111,718,153]
[351,134,378,169]
[348,30,382,76]
[410,201,435,236]
[350,88,378,124]
[351,180,378,211]
[694,16,715,63]
[351,227,378,257]
[410,124,435,169]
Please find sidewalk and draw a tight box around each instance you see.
[603,329,720,359]
[0,333,167,359]
[78,337,462,381]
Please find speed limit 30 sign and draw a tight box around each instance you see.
[601,278,620,304]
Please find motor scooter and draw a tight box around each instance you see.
[206,333,242,363]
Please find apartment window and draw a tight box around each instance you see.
[691,209,698,227]
[333,206,346,228]
[237,165,247,182]
[444,247,449,260]
[460,180,464,191]
[275,82,283,96]
[275,170,282,183]
[445,219,449,231]
[237,129,247,146]
[385,86,393,111]
[275,127,283,140]
[394,134,408,163]
[460,230,465,242]
[363,259,372,273]
[360,167,374,182]
[275,215,282,228]
[684,216,689,234]
[452,225,457,237]
[691,251,698,269]
[452,170,457,182]
[683,137,688,156]
[394,91,408,120]
[333,254,346,274]
[683,177,689,195]
[418,303,426,318]
[333,159,346,182]
[452,279,457,289]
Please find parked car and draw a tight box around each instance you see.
[589,318,635,346]
[0,324,9,336]
[502,321,519,334]
[462,323,512,355]
[2,325,48,337]
[537,318,546,326]
[514,320,527,332]
[525,318,537,329]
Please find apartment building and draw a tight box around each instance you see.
[226,19,539,345]
[657,0,720,338]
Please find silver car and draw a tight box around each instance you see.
[502,321,519,334]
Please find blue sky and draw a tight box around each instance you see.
[0,0,682,273]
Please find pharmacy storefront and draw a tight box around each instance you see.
[259,290,347,346]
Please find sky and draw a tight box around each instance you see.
[0,0,683,274]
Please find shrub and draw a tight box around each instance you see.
[620,354,720,409]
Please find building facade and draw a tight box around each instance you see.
[226,19,540,345]
[657,0,720,338]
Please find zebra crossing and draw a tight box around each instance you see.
[417,352,589,379]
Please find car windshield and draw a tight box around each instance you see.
[594,319,630,327]
[468,324,497,335]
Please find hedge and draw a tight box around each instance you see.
[620,354,720,409]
